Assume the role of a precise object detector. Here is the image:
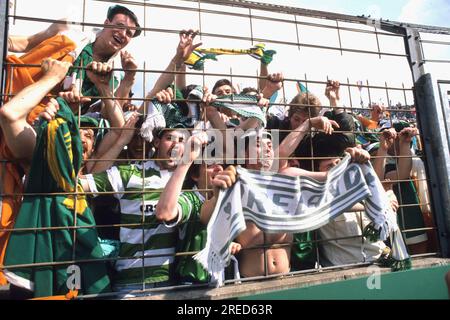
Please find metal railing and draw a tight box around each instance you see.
[0,0,448,300]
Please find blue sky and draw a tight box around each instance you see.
[257,0,450,28]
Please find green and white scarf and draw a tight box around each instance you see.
[194,154,411,286]
[212,94,266,127]
[140,87,266,142]
[65,43,121,113]
[185,43,276,70]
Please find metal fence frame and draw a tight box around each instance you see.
[0,0,449,298]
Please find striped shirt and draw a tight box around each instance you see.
[174,189,209,283]
[85,160,197,286]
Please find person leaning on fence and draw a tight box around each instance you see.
[155,130,233,284]
[273,79,356,172]
[266,90,322,152]
[78,121,191,294]
[0,6,140,287]
[0,58,73,287]
[200,128,372,278]
[0,59,112,298]
[370,121,428,255]
[58,5,141,116]
[297,134,395,267]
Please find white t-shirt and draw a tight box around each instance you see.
[318,211,386,267]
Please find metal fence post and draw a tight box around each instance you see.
[377,22,450,258]
[402,26,450,258]
[413,74,450,257]
[0,0,9,93]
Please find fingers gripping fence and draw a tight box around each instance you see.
[0,0,448,300]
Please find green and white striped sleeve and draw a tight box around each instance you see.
[164,192,202,228]
[85,165,130,199]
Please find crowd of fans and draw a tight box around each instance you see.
[0,5,437,299]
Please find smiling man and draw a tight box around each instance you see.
[59,5,140,114]
[95,5,141,59]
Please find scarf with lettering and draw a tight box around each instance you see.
[194,154,411,286]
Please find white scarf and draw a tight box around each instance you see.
[194,154,410,286]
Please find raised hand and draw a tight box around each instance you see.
[174,29,202,66]
[120,50,138,81]
[184,130,208,163]
[212,165,237,197]
[345,146,370,164]
[325,80,341,106]
[58,76,91,110]
[117,112,140,146]
[229,241,242,255]
[155,87,175,104]
[398,126,418,144]
[85,61,114,88]
[263,72,284,97]
[256,93,270,109]
[379,128,397,151]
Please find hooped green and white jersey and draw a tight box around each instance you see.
[85,160,197,286]
[175,189,209,283]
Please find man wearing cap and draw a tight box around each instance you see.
[78,123,191,294]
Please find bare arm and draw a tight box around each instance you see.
[396,127,417,180]
[175,64,187,91]
[8,20,68,53]
[277,116,339,171]
[372,128,396,181]
[140,30,201,112]
[236,95,269,131]
[258,63,268,92]
[325,80,344,114]
[114,51,138,108]
[0,59,71,161]
[156,163,192,223]
[88,114,139,173]
[276,119,310,171]
[261,72,283,99]
[85,61,125,128]
[279,147,370,181]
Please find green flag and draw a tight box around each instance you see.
[4,97,111,298]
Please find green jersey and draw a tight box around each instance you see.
[86,161,199,286]
[174,190,209,284]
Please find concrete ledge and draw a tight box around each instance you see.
[1,257,448,300]
[129,257,450,300]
